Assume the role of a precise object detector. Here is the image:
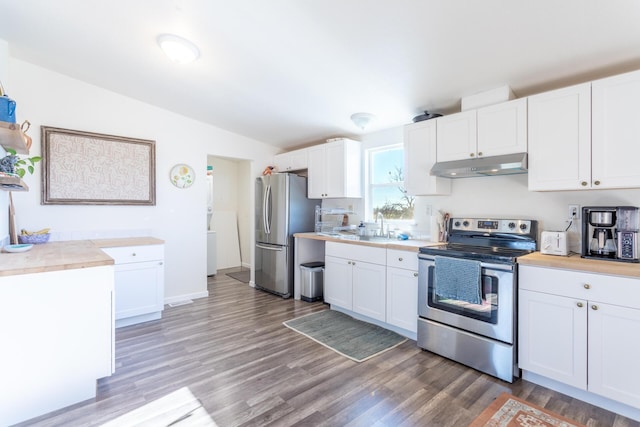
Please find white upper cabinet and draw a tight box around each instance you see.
[527,83,592,191]
[436,98,526,162]
[403,120,450,196]
[529,72,640,192]
[476,97,527,156]
[591,69,640,189]
[273,147,308,172]
[436,110,477,162]
[307,138,361,199]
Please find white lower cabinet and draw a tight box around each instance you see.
[519,265,640,409]
[519,289,587,389]
[352,260,386,321]
[324,254,353,309]
[324,242,421,333]
[386,249,419,333]
[102,244,165,327]
[324,242,386,322]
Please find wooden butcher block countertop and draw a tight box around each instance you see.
[0,237,164,277]
[518,251,640,278]
[294,232,444,252]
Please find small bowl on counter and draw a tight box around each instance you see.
[3,243,33,253]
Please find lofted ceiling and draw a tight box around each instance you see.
[1,0,640,149]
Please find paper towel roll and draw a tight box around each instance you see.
[430,216,440,242]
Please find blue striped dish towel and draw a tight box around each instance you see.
[434,256,482,305]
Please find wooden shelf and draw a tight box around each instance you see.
[0,174,29,191]
[0,121,29,154]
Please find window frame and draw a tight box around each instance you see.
[364,143,413,225]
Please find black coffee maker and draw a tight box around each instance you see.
[581,206,640,262]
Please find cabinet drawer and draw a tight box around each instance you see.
[102,244,164,264]
[519,265,640,309]
[386,249,418,271]
[325,241,386,264]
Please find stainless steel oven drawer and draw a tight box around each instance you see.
[417,317,517,383]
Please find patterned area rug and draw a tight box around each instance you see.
[469,393,586,427]
[283,309,407,362]
[226,270,250,283]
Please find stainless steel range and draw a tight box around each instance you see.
[417,218,537,382]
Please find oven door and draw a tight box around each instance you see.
[417,255,515,344]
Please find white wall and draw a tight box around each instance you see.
[207,156,241,211]
[237,160,252,268]
[206,155,253,269]
[5,58,278,302]
[329,125,640,252]
[0,40,9,243]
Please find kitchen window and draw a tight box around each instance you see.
[365,144,414,225]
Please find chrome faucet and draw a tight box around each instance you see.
[376,212,385,237]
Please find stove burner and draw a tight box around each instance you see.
[419,244,533,264]
[419,217,538,264]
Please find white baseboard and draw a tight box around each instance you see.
[522,371,640,422]
[164,291,209,305]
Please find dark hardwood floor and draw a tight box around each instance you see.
[19,269,640,427]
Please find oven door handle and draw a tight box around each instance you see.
[418,256,514,273]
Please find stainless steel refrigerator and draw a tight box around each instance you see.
[255,173,318,298]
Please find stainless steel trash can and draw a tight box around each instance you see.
[300,261,324,302]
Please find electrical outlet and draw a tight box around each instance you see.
[568,204,580,221]
[426,204,433,216]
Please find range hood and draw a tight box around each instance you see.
[430,152,528,178]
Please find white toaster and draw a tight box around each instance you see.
[541,231,569,256]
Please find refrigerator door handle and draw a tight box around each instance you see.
[266,184,273,234]
[256,243,283,251]
[263,184,271,234]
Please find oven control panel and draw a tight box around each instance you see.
[451,218,533,234]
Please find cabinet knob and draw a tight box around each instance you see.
[469,153,475,157]
[581,181,588,186]
[594,180,601,186]
[398,257,403,261]
[591,305,599,310]
[477,151,483,156]
[132,253,137,256]
[159,262,163,265]
[577,302,583,308]
[413,272,418,277]
[583,284,590,289]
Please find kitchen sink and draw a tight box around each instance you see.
[315,232,393,243]
[355,235,394,242]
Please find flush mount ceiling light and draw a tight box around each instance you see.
[350,112,376,130]
[157,34,200,64]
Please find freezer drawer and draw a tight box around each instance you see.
[255,243,290,297]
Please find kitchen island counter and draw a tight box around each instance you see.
[0,237,164,277]
[518,251,640,278]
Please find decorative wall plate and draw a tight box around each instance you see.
[170,164,195,188]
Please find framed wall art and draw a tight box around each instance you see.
[41,126,156,205]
